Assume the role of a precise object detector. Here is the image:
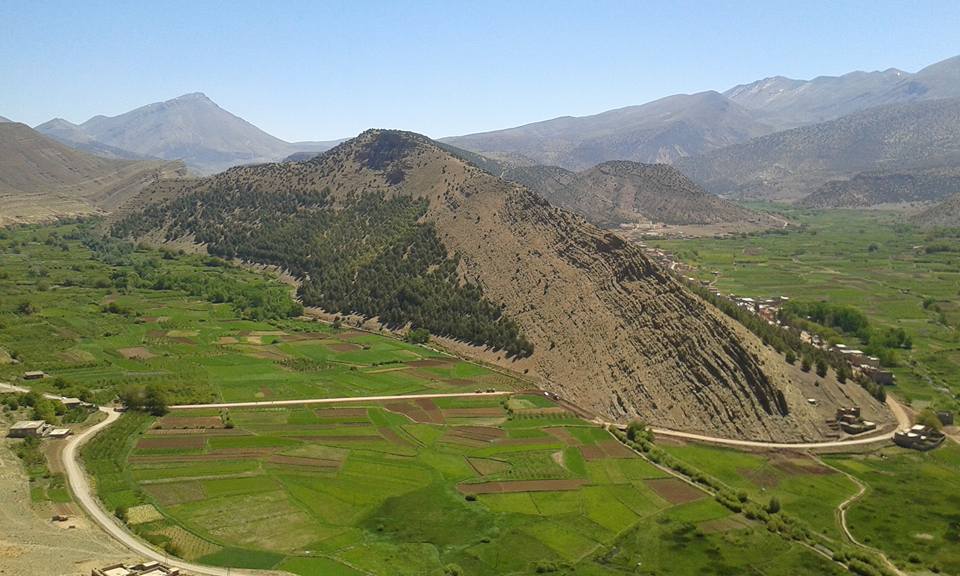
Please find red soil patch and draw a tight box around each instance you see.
[698,517,749,534]
[579,445,606,461]
[415,398,445,424]
[258,387,272,398]
[146,330,166,339]
[544,427,581,446]
[598,440,636,459]
[130,449,276,464]
[337,331,368,340]
[645,478,705,504]
[118,347,155,360]
[146,429,245,437]
[442,408,505,418]
[136,436,206,450]
[157,416,223,429]
[457,479,586,495]
[448,426,505,442]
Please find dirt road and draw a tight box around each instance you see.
[62,408,268,576]
[172,390,511,410]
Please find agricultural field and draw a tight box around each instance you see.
[85,394,845,576]
[659,441,858,541]
[826,444,960,575]
[0,223,522,406]
[655,207,960,411]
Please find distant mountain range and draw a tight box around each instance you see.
[443,55,960,203]
[441,142,773,228]
[0,115,11,123]
[34,93,343,174]
[0,122,184,226]
[725,55,960,129]
[798,167,960,209]
[676,97,960,200]
[442,91,774,170]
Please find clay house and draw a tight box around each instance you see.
[894,424,946,451]
[8,420,53,438]
[22,370,46,380]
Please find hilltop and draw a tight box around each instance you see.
[111,129,884,441]
[912,192,960,228]
[799,167,960,208]
[0,122,184,226]
[35,93,341,174]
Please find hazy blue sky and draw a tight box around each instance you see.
[1,0,958,141]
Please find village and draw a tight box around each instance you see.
[640,244,950,450]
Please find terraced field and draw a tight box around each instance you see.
[83,394,846,576]
[0,223,521,406]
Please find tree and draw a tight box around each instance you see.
[143,384,169,416]
[917,408,943,432]
[801,357,812,373]
[767,496,781,514]
[815,358,828,378]
[118,385,145,411]
[405,327,430,344]
[785,350,797,365]
[16,300,36,315]
[32,397,58,425]
[626,419,651,443]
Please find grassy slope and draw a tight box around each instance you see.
[656,206,960,411]
[0,224,519,406]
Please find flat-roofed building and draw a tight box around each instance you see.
[8,420,53,438]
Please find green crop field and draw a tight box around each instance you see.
[659,443,858,541]
[655,207,960,411]
[85,396,845,576]
[825,444,960,575]
[0,223,523,406]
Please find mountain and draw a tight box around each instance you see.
[912,193,960,228]
[110,129,884,441]
[675,97,960,201]
[442,91,774,171]
[799,167,960,208]
[35,93,342,174]
[0,115,11,123]
[35,117,155,160]
[516,161,776,227]
[0,123,184,226]
[725,55,960,129]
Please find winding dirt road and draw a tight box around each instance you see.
[60,391,913,575]
[62,408,263,576]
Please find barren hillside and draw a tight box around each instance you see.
[0,123,184,226]
[112,130,887,441]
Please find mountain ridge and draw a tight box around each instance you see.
[35,93,343,174]
[111,128,886,441]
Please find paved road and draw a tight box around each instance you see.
[172,390,512,410]
[62,408,264,576]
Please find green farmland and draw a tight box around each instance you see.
[655,207,960,411]
[0,223,520,406]
[86,396,845,576]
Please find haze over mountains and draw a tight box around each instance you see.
[34,93,343,174]
[0,122,184,226]
[110,129,880,440]
[444,54,960,203]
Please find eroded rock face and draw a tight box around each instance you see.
[117,129,887,441]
